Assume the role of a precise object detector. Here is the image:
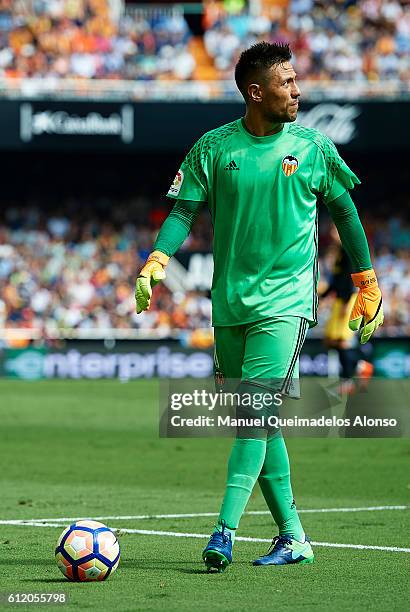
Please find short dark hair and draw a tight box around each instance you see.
[234,41,292,100]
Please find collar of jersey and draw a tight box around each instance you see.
[237,118,289,146]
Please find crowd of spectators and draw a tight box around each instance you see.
[0,198,213,340]
[204,0,410,83]
[0,0,195,81]
[0,0,408,86]
[0,199,408,341]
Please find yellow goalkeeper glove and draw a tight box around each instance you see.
[135,251,169,314]
[348,269,384,344]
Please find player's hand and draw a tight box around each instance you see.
[348,269,384,344]
[135,251,169,314]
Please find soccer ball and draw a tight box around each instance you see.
[55,520,120,581]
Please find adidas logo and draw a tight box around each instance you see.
[224,160,239,170]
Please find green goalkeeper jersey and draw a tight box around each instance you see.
[166,118,360,327]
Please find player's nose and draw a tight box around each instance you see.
[291,84,301,98]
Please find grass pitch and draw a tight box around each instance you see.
[0,380,409,611]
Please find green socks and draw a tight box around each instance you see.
[216,433,305,545]
[218,438,266,532]
[258,433,305,541]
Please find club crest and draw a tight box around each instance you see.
[282,155,299,177]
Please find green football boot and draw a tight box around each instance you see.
[253,534,314,566]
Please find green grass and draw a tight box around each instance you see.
[0,380,409,611]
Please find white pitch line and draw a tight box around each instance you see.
[13,505,409,524]
[0,521,69,528]
[1,521,409,554]
[67,527,410,554]
[298,505,409,514]
[306,541,410,553]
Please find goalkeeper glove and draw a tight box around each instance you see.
[135,251,169,314]
[348,269,384,344]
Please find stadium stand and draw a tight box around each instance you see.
[0,2,408,344]
[0,0,408,85]
[0,199,408,339]
[0,0,195,81]
[202,0,410,82]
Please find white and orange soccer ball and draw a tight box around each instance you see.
[55,520,120,581]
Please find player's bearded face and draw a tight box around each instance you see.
[260,62,300,123]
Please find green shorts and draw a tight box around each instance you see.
[214,316,309,398]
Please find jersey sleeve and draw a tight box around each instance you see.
[326,176,349,203]
[314,134,361,203]
[167,135,209,202]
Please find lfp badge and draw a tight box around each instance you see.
[169,169,184,195]
[282,155,299,177]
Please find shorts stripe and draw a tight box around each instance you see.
[312,211,319,323]
[282,319,308,394]
[213,344,220,370]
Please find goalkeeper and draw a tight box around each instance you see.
[135,42,383,571]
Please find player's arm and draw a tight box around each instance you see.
[135,199,202,313]
[326,190,383,343]
[316,135,383,343]
[135,134,210,313]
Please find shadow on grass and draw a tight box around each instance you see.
[177,568,218,575]
[121,559,201,566]
[20,578,67,583]
[120,559,250,571]
[1,559,55,566]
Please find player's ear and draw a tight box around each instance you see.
[248,83,262,103]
